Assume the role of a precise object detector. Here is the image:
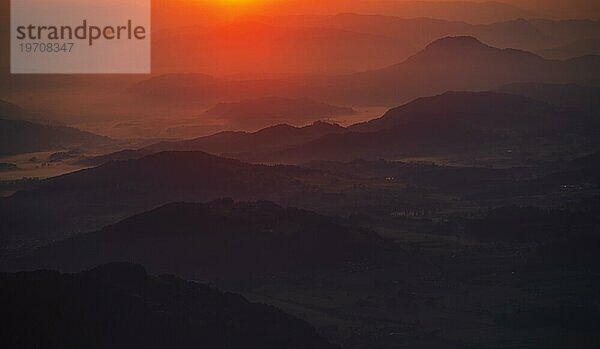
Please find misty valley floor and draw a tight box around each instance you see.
[245,234,600,348]
[2,152,599,348]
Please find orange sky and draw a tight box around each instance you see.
[1,0,598,74]
[199,0,600,20]
[156,0,600,21]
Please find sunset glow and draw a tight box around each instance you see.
[2,0,600,348]
[210,0,278,18]
[214,0,276,10]
[217,0,263,4]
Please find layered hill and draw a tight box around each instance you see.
[0,152,308,249]
[537,38,600,60]
[84,121,348,165]
[268,91,600,162]
[87,89,600,167]
[0,100,111,156]
[204,97,354,129]
[351,90,564,132]
[496,82,600,113]
[284,15,600,52]
[0,263,337,349]
[149,121,347,156]
[319,36,600,105]
[153,21,411,75]
[8,200,379,277]
[132,37,600,106]
[0,100,32,120]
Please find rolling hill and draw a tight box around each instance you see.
[8,200,380,277]
[279,14,600,52]
[148,121,348,156]
[259,0,533,24]
[537,38,600,60]
[267,91,600,163]
[0,100,32,120]
[83,121,348,165]
[0,100,111,156]
[351,90,562,132]
[0,262,338,349]
[153,14,600,75]
[86,89,600,167]
[496,82,600,112]
[317,36,600,105]
[204,97,354,129]
[0,151,309,250]
[132,37,600,107]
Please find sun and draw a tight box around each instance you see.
[183,0,279,19]
[216,0,271,7]
[211,0,277,17]
[219,0,257,4]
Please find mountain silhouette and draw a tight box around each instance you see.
[157,14,600,75]
[149,121,348,156]
[312,15,597,51]
[351,90,559,132]
[537,38,600,60]
[132,37,600,106]
[84,90,600,167]
[0,262,338,349]
[368,1,532,24]
[153,21,410,75]
[267,91,599,162]
[496,82,600,113]
[7,199,379,277]
[0,100,111,156]
[204,97,354,129]
[0,100,32,120]
[318,36,600,105]
[148,0,532,27]
[84,121,348,166]
[0,152,308,249]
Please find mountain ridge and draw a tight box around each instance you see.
[7,199,380,277]
[0,262,338,349]
[0,100,112,156]
[0,151,310,249]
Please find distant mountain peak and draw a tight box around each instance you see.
[0,99,32,121]
[307,120,345,130]
[425,36,489,51]
[350,90,555,133]
[254,120,346,137]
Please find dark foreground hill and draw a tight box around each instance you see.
[0,263,337,349]
[0,152,308,250]
[8,199,379,277]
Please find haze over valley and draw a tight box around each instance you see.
[1,0,600,348]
